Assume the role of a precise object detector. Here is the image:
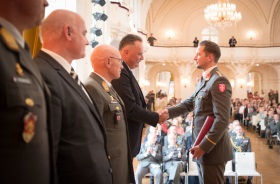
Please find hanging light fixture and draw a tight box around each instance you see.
[204,0,242,29]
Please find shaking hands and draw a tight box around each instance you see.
[157,109,169,124]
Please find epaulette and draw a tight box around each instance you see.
[216,71,222,77]
[0,26,19,51]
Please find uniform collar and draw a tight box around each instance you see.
[0,17,24,48]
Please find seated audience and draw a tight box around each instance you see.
[135,132,163,184]
[163,134,186,184]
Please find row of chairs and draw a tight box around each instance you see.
[144,152,263,184]
[187,152,263,184]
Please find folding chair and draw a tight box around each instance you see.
[185,153,199,184]
[235,152,263,184]
[224,160,237,184]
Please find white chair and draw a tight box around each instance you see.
[235,152,263,184]
[224,160,237,184]
[185,153,198,184]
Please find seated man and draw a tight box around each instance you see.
[267,114,279,148]
[230,125,252,184]
[135,132,163,184]
[163,134,187,184]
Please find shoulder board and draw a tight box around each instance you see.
[216,71,222,77]
[0,27,19,51]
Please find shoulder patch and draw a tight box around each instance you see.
[0,27,19,51]
[216,71,222,77]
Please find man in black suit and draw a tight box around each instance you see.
[34,10,112,184]
[112,34,168,157]
[0,1,52,184]
[229,36,237,47]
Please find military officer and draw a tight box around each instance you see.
[135,132,163,184]
[230,125,252,184]
[84,44,134,184]
[163,134,187,184]
[0,1,53,184]
[163,40,233,184]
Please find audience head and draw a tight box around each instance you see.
[235,125,243,136]
[232,120,240,128]
[147,132,157,144]
[0,0,48,33]
[40,9,89,63]
[90,44,123,82]
[168,125,178,135]
[119,34,144,69]
[167,134,176,146]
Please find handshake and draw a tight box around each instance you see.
[157,109,169,124]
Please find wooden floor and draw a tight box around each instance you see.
[133,125,280,184]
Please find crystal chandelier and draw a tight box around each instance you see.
[204,0,242,28]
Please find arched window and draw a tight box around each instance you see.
[202,27,219,44]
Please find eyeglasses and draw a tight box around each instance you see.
[109,56,123,64]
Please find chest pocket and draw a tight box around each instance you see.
[196,90,209,110]
[108,103,124,128]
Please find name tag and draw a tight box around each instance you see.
[13,77,32,84]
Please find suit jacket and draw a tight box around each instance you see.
[34,51,112,184]
[168,67,233,164]
[112,62,158,156]
[84,73,135,184]
[0,26,53,184]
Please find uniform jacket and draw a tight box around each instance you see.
[168,67,233,164]
[84,73,135,184]
[162,144,187,169]
[231,136,251,152]
[112,62,158,157]
[34,51,113,184]
[136,142,162,168]
[0,25,54,184]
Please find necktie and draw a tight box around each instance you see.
[70,67,82,88]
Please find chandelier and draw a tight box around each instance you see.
[204,0,242,28]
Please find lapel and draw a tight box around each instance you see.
[0,26,44,87]
[123,62,146,107]
[37,51,105,128]
[18,47,44,87]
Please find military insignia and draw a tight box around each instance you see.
[22,112,37,143]
[218,84,226,92]
[102,81,109,92]
[16,63,24,76]
[205,73,211,81]
[0,27,19,51]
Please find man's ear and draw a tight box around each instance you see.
[64,25,71,40]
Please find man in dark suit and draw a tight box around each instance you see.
[34,10,112,184]
[84,44,134,184]
[0,1,53,184]
[229,36,237,47]
[111,34,168,157]
[163,40,233,184]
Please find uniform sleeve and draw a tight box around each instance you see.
[199,77,232,153]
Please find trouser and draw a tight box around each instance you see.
[197,162,226,184]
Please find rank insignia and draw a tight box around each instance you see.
[205,73,211,81]
[22,112,37,143]
[218,84,226,93]
[102,81,109,92]
[16,63,24,76]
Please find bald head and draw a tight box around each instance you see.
[91,44,123,82]
[40,9,89,63]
